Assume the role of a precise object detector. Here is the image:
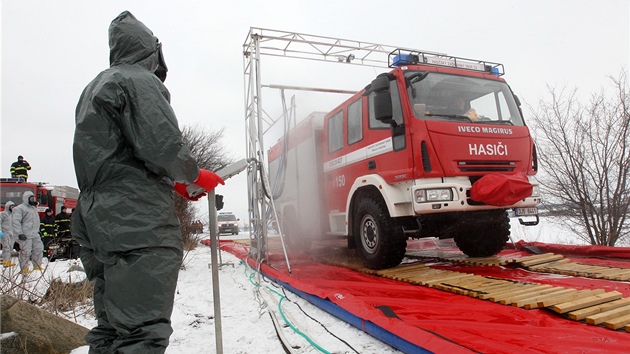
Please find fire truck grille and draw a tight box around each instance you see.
[457,160,515,173]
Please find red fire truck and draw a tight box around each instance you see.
[1,178,80,260]
[268,50,541,270]
[0,178,78,216]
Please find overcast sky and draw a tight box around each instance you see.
[2,0,629,222]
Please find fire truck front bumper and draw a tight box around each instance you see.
[410,178,541,215]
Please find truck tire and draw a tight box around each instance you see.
[453,210,510,257]
[354,196,407,270]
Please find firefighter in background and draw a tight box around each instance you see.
[10,155,31,181]
[1,201,16,267]
[12,191,44,274]
[40,208,56,257]
[72,11,224,354]
[55,205,71,237]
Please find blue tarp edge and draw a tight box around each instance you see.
[273,278,432,354]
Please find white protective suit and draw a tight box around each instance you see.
[11,191,43,270]
[1,201,16,262]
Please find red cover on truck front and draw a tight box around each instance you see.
[470,172,532,206]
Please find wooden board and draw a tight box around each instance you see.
[552,291,623,313]
[586,304,630,325]
[605,314,630,330]
[537,289,603,308]
[569,297,630,321]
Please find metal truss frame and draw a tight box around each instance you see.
[242,28,439,271]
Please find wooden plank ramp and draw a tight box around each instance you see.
[408,251,630,281]
[317,254,630,332]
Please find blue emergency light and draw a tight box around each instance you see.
[392,54,419,67]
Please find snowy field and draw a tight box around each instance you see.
[64,237,402,354]
[508,214,590,246]
[29,216,582,353]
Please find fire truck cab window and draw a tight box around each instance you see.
[1,186,31,206]
[347,98,363,145]
[405,71,525,126]
[328,111,344,153]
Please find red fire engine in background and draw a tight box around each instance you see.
[268,49,541,270]
[1,177,80,260]
[0,178,78,216]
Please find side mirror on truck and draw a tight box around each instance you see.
[374,90,394,125]
[368,75,395,126]
[369,74,391,92]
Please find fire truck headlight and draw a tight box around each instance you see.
[415,190,426,203]
[415,188,453,203]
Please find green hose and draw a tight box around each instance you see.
[266,286,331,354]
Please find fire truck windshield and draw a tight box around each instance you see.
[405,71,524,126]
[1,185,35,207]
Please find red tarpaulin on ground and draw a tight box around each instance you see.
[211,240,630,353]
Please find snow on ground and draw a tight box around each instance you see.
[65,235,404,354]
[509,215,589,246]
[38,216,577,353]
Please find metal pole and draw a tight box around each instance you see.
[207,189,223,354]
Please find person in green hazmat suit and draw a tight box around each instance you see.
[71,11,224,354]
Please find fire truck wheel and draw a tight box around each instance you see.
[354,197,406,270]
[453,211,510,257]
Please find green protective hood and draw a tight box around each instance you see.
[109,11,159,67]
